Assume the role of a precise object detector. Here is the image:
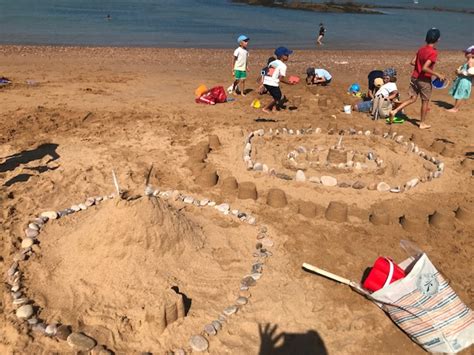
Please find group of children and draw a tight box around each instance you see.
[229,30,472,126]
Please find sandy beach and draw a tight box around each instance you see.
[1,46,473,354]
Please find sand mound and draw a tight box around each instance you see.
[25,197,207,349]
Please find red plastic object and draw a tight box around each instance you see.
[289,75,300,84]
[195,86,227,105]
[363,257,405,292]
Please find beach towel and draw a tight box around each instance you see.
[195,86,227,105]
[369,253,474,353]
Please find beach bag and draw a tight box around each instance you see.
[195,86,227,105]
[369,253,474,353]
[371,95,392,119]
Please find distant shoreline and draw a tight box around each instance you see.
[232,0,474,15]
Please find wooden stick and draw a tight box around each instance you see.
[145,163,153,186]
[112,169,121,196]
[302,262,352,286]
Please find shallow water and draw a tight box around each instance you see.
[0,0,472,49]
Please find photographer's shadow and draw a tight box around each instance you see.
[259,323,327,355]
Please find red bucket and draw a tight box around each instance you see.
[363,257,405,292]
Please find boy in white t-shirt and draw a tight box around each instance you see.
[262,47,295,113]
[232,35,249,96]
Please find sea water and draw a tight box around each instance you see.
[0,0,472,49]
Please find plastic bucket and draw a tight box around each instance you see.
[343,105,352,114]
[363,257,405,292]
[432,77,448,89]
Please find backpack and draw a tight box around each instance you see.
[371,95,392,120]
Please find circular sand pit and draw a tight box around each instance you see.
[25,198,202,342]
[325,201,348,223]
[238,182,257,200]
[266,188,287,208]
[241,127,446,193]
[455,205,473,223]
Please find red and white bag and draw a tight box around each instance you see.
[369,253,474,353]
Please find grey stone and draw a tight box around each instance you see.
[78,203,87,210]
[352,181,366,190]
[183,196,194,204]
[204,323,217,336]
[321,176,338,187]
[67,332,96,352]
[223,305,238,316]
[189,335,209,352]
[21,238,34,249]
[40,211,58,220]
[251,273,262,280]
[13,297,29,305]
[241,276,257,287]
[45,324,58,336]
[276,173,292,180]
[253,162,263,171]
[71,205,81,212]
[16,304,34,319]
[28,223,39,231]
[236,297,248,306]
[212,320,222,331]
[56,325,72,341]
[25,228,38,238]
[27,317,39,325]
[377,182,391,192]
[295,170,306,182]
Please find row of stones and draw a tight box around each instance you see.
[286,146,383,172]
[144,186,273,354]
[6,194,116,353]
[243,127,445,193]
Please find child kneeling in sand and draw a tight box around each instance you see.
[306,67,332,86]
[262,47,295,113]
[353,68,399,118]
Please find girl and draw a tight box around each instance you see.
[447,46,473,113]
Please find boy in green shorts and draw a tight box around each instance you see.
[232,35,249,96]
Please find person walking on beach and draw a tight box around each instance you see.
[447,45,473,113]
[232,35,250,96]
[317,23,326,46]
[389,28,445,129]
[262,47,295,113]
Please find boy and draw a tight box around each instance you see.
[389,28,445,129]
[232,35,249,96]
[306,67,332,86]
[317,23,326,45]
[262,47,295,113]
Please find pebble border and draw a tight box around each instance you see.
[5,186,273,354]
[243,127,445,192]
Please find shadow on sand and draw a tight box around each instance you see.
[258,323,327,355]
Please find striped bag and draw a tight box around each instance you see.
[370,253,474,353]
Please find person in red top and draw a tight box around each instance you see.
[389,28,445,129]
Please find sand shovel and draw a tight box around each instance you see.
[302,263,367,294]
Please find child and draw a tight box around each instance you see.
[353,68,398,117]
[306,67,332,86]
[317,23,326,45]
[232,35,249,96]
[257,56,276,95]
[262,47,295,113]
[447,46,473,113]
[389,28,445,129]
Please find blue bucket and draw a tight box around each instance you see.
[432,77,448,89]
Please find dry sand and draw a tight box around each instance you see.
[0,46,473,354]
